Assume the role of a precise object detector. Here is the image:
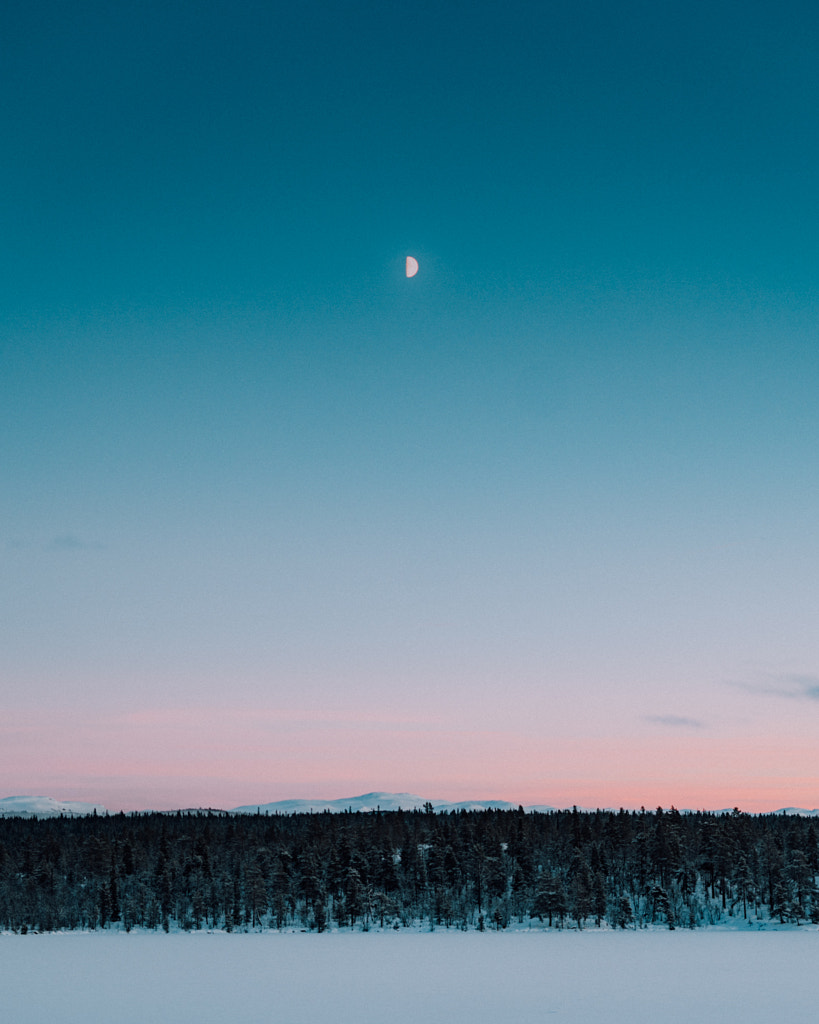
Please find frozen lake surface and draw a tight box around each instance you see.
[1,930,816,1023]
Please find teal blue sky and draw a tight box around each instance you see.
[3,1,819,810]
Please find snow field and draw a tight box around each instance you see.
[1,930,816,1024]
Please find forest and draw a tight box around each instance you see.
[1,806,817,933]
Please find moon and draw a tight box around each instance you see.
[405,256,419,278]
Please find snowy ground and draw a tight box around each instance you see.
[1,930,816,1023]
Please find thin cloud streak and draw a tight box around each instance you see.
[731,674,819,702]
[644,715,705,730]
[46,535,104,552]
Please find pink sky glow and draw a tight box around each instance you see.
[4,706,817,814]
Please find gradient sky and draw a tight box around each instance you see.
[3,1,819,812]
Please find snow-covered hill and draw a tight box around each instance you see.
[4,791,817,818]
[230,791,557,814]
[231,791,426,814]
[0,795,108,818]
[1,791,552,818]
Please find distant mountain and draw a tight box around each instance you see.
[4,792,817,818]
[230,791,557,814]
[0,795,108,818]
[2,791,552,819]
[232,791,426,814]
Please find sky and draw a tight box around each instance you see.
[2,0,819,813]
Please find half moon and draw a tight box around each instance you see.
[405,256,419,278]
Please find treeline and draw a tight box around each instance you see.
[1,806,818,933]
